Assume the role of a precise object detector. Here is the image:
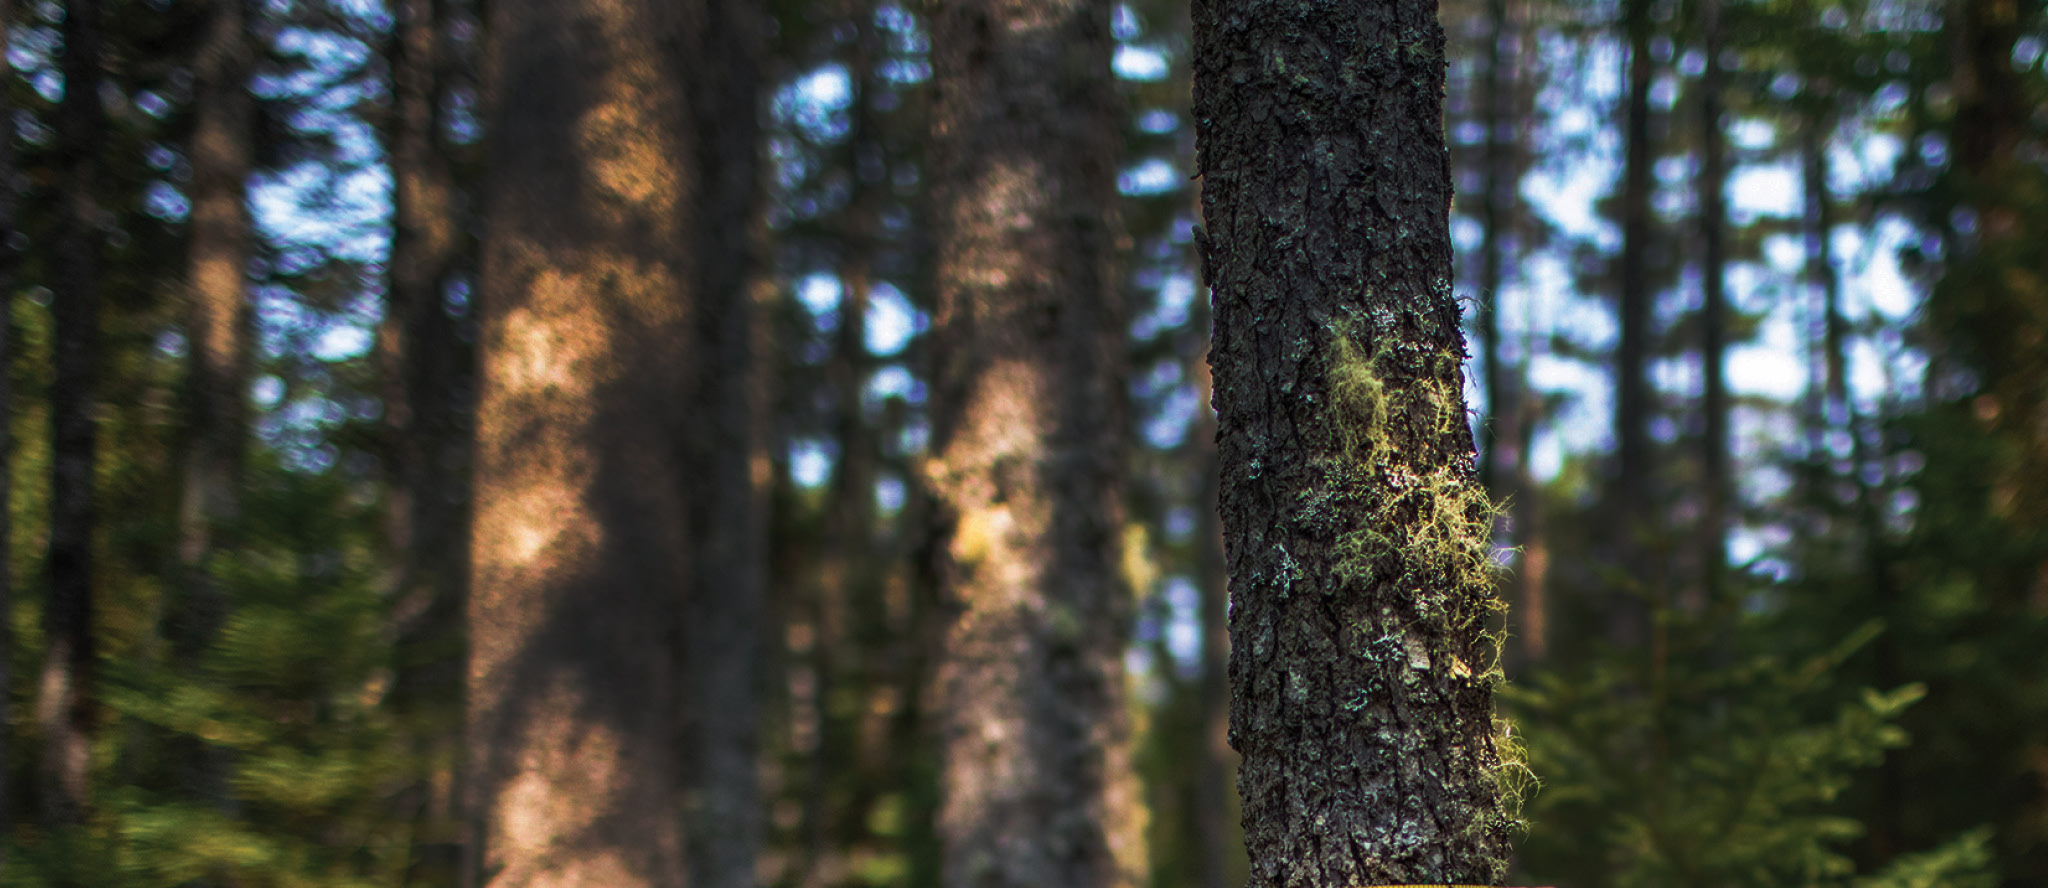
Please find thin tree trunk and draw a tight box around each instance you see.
[1512,374,1548,667]
[1694,0,1728,611]
[925,1,1143,886]
[383,0,471,881]
[1798,107,1832,514]
[798,15,881,883]
[682,4,769,886]
[0,0,16,853]
[1476,0,1513,496]
[1192,0,1515,883]
[173,0,254,822]
[467,0,701,882]
[39,0,105,837]
[1612,0,1657,644]
[1942,0,2046,529]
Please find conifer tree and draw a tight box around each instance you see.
[40,0,106,841]
[469,0,704,881]
[172,0,255,820]
[382,0,473,880]
[925,1,1144,885]
[1192,0,1517,882]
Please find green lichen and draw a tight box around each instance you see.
[1323,323,1503,638]
[1321,319,1530,831]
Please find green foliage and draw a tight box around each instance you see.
[1507,606,1995,888]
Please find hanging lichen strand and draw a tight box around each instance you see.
[1191,0,1521,883]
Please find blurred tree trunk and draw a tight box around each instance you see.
[1511,375,1548,667]
[1611,0,1656,644]
[1475,0,1512,496]
[795,12,879,884]
[1798,109,1837,515]
[1192,0,1515,883]
[39,0,104,838]
[682,5,770,887]
[172,0,254,822]
[1942,0,2048,539]
[925,1,1143,886]
[1694,0,1728,610]
[0,0,15,852]
[381,0,472,882]
[468,0,702,882]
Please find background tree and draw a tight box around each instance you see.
[466,0,705,881]
[924,1,1145,886]
[40,0,106,848]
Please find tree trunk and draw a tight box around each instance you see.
[681,4,770,886]
[1694,0,1728,611]
[1511,375,1547,667]
[799,14,885,880]
[468,0,702,882]
[1611,0,1656,644]
[1941,0,2048,537]
[1475,0,1513,496]
[925,1,1143,886]
[1192,0,1516,883]
[0,0,16,853]
[173,0,254,821]
[39,0,104,836]
[382,0,472,881]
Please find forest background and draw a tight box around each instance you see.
[0,0,2044,885]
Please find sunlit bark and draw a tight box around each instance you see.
[172,0,255,823]
[926,2,1143,886]
[469,1,701,882]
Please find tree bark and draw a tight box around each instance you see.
[925,2,1143,886]
[468,0,702,883]
[1192,0,1516,884]
[383,0,472,881]
[39,0,104,836]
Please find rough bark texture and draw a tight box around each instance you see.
[468,1,700,883]
[39,0,104,833]
[1191,0,1516,884]
[925,2,1144,887]
[173,0,255,819]
[1693,0,1728,612]
[383,0,473,881]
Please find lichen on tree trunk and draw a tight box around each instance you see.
[1191,0,1520,884]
